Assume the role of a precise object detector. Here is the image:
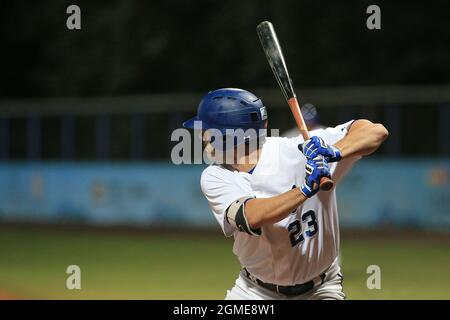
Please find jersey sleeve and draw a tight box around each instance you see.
[313,120,355,145]
[200,167,254,237]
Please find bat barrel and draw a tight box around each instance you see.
[257,21,335,192]
[256,21,295,101]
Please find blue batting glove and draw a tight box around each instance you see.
[300,155,331,198]
[299,136,342,162]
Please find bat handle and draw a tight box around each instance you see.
[319,176,334,191]
[288,97,335,191]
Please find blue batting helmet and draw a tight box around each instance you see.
[183,88,268,150]
[183,88,267,132]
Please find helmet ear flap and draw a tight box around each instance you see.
[250,112,259,122]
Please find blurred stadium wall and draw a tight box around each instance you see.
[0,87,448,233]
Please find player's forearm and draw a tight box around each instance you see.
[245,188,307,229]
[334,119,388,158]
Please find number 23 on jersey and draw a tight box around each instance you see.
[287,210,318,247]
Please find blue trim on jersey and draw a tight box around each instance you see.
[248,167,255,175]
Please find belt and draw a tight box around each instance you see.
[243,268,326,296]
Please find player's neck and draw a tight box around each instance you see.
[230,148,262,173]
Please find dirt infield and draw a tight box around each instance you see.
[0,290,19,300]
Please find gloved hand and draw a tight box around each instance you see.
[299,136,342,162]
[300,155,331,198]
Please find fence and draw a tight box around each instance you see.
[0,85,449,161]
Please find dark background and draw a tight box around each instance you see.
[0,0,449,160]
[2,0,450,96]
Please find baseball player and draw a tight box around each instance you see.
[183,88,388,300]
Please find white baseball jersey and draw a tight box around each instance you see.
[200,121,359,286]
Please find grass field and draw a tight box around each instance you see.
[0,226,449,299]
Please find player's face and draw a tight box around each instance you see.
[200,130,216,159]
[199,130,235,165]
[199,129,262,165]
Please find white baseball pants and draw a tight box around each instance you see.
[225,261,345,300]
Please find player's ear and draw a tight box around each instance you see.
[264,120,271,137]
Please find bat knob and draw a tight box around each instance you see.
[319,177,334,191]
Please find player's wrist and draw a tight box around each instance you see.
[300,184,316,198]
[330,145,342,162]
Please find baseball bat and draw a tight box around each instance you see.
[256,21,334,191]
